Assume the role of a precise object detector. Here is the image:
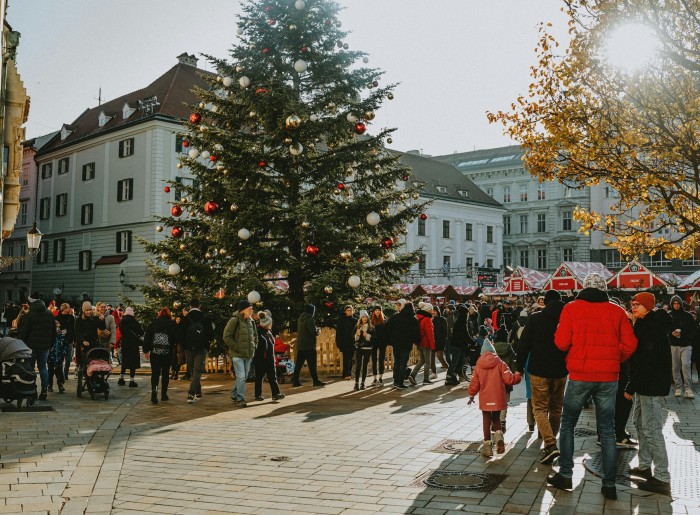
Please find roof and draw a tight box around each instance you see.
[22,131,59,151]
[607,260,667,290]
[431,145,525,172]
[678,269,700,290]
[515,266,550,289]
[38,62,213,156]
[395,151,503,208]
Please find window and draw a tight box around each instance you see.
[53,239,66,263]
[537,249,547,269]
[79,250,93,271]
[520,183,528,202]
[457,190,468,198]
[519,250,529,268]
[487,225,493,243]
[81,204,94,225]
[562,211,572,231]
[503,249,512,267]
[39,197,50,220]
[486,259,494,268]
[82,162,95,181]
[503,186,511,203]
[436,186,447,194]
[604,186,610,198]
[537,213,546,233]
[19,201,27,225]
[465,257,473,268]
[564,186,572,198]
[485,187,493,198]
[58,157,69,175]
[55,193,68,217]
[503,216,511,235]
[537,183,545,200]
[6,245,13,271]
[41,162,53,179]
[19,245,26,271]
[175,135,187,154]
[418,253,426,272]
[119,138,135,158]
[116,231,132,253]
[21,172,28,187]
[442,220,450,239]
[465,223,473,241]
[563,247,574,261]
[417,218,426,236]
[37,241,49,264]
[117,179,134,201]
[519,214,528,234]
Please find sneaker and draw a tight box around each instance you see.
[360,383,365,390]
[161,393,169,401]
[47,385,54,392]
[628,467,653,480]
[685,388,695,399]
[617,437,638,447]
[601,486,617,500]
[429,372,438,380]
[272,394,285,400]
[187,394,194,403]
[394,384,408,390]
[494,430,505,454]
[292,381,303,387]
[422,379,434,385]
[58,384,65,394]
[541,445,560,465]
[118,378,126,386]
[312,381,326,386]
[236,400,247,408]
[480,440,493,457]
[371,379,378,386]
[38,391,47,401]
[194,394,202,402]
[255,396,264,401]
[378,378,383,385]
[129,381,138,388]
[635,477,671,496]
[354,383,359,391]
[151,391,158,404]
[408,375,417,386]
[546,472,572,490]
[675,388,682,397]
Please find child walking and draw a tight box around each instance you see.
[468,339,522,457]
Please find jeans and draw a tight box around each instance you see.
[411,347,431,382]
[64,343,73,379]
[231,357,252,402]
[150,354,171,394]
[354,348,371,384]
[30,349,49,393]
[633,394,670,482]
[671,345,693,390]
[186,349,207,396]
[530,375,567,447]
[392,346,410,386]
[558,379,618,487]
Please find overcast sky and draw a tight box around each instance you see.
[9,0,568,156]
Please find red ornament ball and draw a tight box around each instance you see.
[354,122,367,135]
[210,155,217,162]
[269,19,276,26]
[381,237,394,249]
[258,160,267,168]
[163,186,171,193]
[171,227,184,238]
[325,19,333,26]
[204,201,219,215]
[301,46,309,53]
[324,300,334,309]
[171,205,183,217]
[305,244,319,256]
[189,113,201,124]
[420,213,427,220]
[337,182,345,190]
[182,140,189,147]
[256,87,268,95]
[262,48,270,54]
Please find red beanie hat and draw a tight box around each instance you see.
[633,292,655,312]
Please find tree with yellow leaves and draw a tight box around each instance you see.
[488,0,700,260]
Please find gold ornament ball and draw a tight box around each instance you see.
[301,221,310,229]
[324,286,333,294]
[333,189,341,196]
[374,164,381,170]
[412,192,420,200]
[176,162,184,169]
[205,252,212,259]
[216,164,224,171]
[326,102,337,113]
[284,137,293,144]
[230,204,238,212]
[160,252,169,260]
[199,102,206,109]
[156,225,163,232]
[179,243,186,251]
[364,111,375,121]
[181,197,188,204]
[219,248,227,256]
[399,193,407,200]
[173,301,182,309]
[285,114,302,128]
[387,137,393,144]
[340,250,352,261]
[387,93,394,100]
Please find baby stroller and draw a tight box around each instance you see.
[274,337,294,384]
[77,347,112,400]
[0,336,37,409]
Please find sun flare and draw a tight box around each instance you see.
[604,23,659,73]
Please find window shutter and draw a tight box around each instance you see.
[127,231,132,252]
[118,140,124,157]
[53,241,58,262]
[55,198,60,216]
[60,240,65,262]
[175,177,182,200]
[117,180,123,201]
[128,179,134,199]
[116,232,121,252]
[82,165,86,181]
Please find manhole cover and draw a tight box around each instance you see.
[410,471,506,492]
[584,445,700,500]
[574,427,597,438]
[1,405,55,412]
[431,439,483,454]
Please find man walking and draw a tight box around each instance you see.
[18,293,56,400]
[292,304,326,387]
[386,300,420,389]
[336,305,357,380]
[224,300,257,407]
[668,295,695,399]
[517,290,566,465]
[181,298,214,403]
[547,273,637,500]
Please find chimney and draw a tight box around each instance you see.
[177,52,198,68]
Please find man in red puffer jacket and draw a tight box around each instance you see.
[409,303,435,385]
[546,273,638,501]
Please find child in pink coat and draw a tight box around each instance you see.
[468,339,522,456]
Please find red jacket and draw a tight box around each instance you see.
[468,352,521,411]
[416,311,435,350]
[554,289,638,382]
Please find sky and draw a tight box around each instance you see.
[8,0,569,157]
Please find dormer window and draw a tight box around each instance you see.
[436,186,447,194]
[98,111,115,127]
[60,124,75,141]
[122,103,136,119]
[458,190,468,198]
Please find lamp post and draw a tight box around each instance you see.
[26,221,42,296]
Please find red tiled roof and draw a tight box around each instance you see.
[39,63,213,155]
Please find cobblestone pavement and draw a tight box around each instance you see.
[1,368,699,514]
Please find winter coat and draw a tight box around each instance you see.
[467,352,521,411]
[144,316,177,356]
[491,308,500,331]
[296,312,318,351]
[516,300,567,378]
[224,312,257,358]
[180,309,215,351]
[385,305,420,350]
[626,309,673,397]
[97,313,116,347]
[354,322,373,350]
[554,288,638,382]
[371,323,388,350]
[254,327,276,367]
[18,300,56,352]
[451,313,474,351]
[433,315,448,351]
[467,311,480,339]
[479,304,492,325]
[119,314,144,369]
[668,296,695,347]
[336,315,358,353]
[74,315,100,359]
[445,311,456,343]
[55,313,76,344]
[416,310,435,350]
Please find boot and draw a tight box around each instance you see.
[151,388,158,404]
[494,430,505,454]
[480,440,493,457]
[161,390,169,401]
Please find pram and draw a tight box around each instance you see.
[0,336,37,409]
[77,347,112,400]
[274,337,294,384]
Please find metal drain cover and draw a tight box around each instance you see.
[411,471,506,492]
[431,439,483,454]
[574,427,597,437]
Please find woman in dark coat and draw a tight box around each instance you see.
[144,307,177,403]
[74,301,99,367]
[446,304,474,385]
[431,306,449,374]
[370,306,389,386]
[117,307,144,387]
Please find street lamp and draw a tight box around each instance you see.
[26,221,42,256]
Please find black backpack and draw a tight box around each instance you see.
[185,318,207,349]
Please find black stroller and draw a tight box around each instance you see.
[0,336,37,409]
[77,347,112,400]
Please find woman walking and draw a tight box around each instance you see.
[144,308,177,404]
[370,306,388,386]
[431,305,449,376]
[253,311,285,401]
[354,310,374,390]
[117,307,144,387]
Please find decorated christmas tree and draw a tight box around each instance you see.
[141,0,424,330]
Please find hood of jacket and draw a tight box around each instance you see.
[28,299,48,313]
[576,287,609,303]
[399,304,415,318]
[541,299,565,320]
[477,351,501,370]
[670,295,683,309]
[416,310,432,319]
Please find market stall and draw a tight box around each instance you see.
[542,261,613,292]
[606,260,668,291]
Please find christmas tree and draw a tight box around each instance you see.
[141,0,424,330]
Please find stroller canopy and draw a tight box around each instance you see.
[85,347,111,362]
[0,337,32,361]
